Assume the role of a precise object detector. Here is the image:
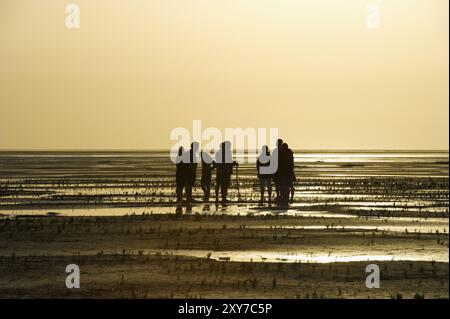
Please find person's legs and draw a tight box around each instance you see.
[274,178,280,205]
[176,184,183,202]
[221,179,230,203]
[282,181,290,207]
[290,182,295,203]
[201,174,211,202]
[276,178,287,207]
[176,174,185,203]
[259,178,265,204]
[215,181,221,202]
[279,184,285,207]
[201,184,207,201]
[215,173,222,203]
[267,179,272,205]
[205,184,211,202]
[221,186,227,203]
[185,184,193,203]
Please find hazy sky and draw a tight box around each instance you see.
[0,0,448,150]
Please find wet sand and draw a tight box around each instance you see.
[0,214,448,298]
[0,151,448,298]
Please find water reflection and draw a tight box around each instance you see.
[142,249,448,264]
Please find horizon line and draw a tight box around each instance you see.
[0,148,448,153]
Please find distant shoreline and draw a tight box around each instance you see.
[0,149,448,154]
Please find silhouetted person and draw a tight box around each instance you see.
[272,138,283,205]
[185,141,199,203]
[200,150,214,202]
[289,155,296,202]
[278,143,290,207]
[257,145,272,205]
[283,143,296,203]
[276,143,295,207]
[214,141,238,204]
[175,146,185,203]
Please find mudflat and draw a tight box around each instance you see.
[0,151,448,298]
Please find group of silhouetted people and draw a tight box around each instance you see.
[257,139,296,207]
[176,141,238,204]
[175,138,295,208]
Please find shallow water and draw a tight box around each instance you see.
[142,248,449,264]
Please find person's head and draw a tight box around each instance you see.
[191,141,199,152]
[276,139,283,148]
[261,145,270,156]
[282,143,288,151]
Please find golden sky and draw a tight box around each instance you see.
[0,0,448,150]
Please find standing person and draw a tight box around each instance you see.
[272,138,283,205]
[283,143,296,203]
[200,150,214,202]
[185,141,199,203]
[257,145,272,205]
[215,141,238,204]
[175,146,185,203]
[277,143,291,208]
